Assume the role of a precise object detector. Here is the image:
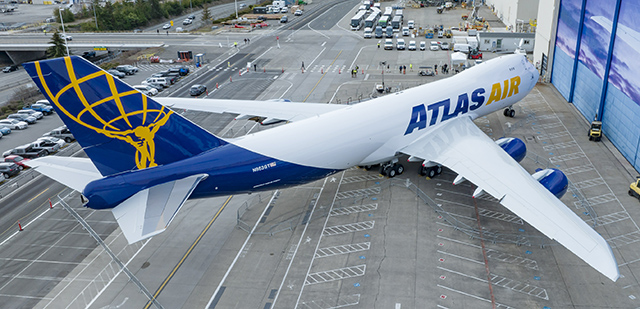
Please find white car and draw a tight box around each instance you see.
[363,27,372,38]
[430,41,440,51]
[182,18,192,25]
[280,7,288,13]
[18,109,43,119]
[61,34,72,41]
[419,41,426,50]
[162,23,171,30]
[37,136,66,148]
[396,38,405,50]
[440,42,450,50]
[0,119,28,130]
[402,26,409,36]
[294,9,302,16]
[408,40,416,50]
[133,85,158,96]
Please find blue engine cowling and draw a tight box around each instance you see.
[496,137,526,162]
[532,168,568,199]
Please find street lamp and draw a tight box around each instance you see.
[235,0,238,19]
[59,7,70,56]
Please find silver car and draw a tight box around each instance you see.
[0,119,28,130]
[17,109,43,119]
[37,136,67,148]
[7,113,36,124]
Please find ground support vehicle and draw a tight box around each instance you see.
[630,177,640,202]
[589,121,602,141]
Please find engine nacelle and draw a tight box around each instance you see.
[496,137,526,162]
[532,168,568,199]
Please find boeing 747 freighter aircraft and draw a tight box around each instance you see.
[22,53,619,281]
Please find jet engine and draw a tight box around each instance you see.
[532,168,569,198]
[496,137,526,162]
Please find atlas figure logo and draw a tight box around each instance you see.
[34,57,172,169]
[405,76,521,135]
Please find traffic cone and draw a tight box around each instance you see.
[18,221,23,231]
[321,68,323,74]
[49,198,52,209]
[216,83,219,89]
[263,67,266,73]
[230,77,232,82]
[282,67,284,73]
[339,69,341,74]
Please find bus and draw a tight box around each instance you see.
[350,10,366,30]
[378,15,389,28]
[364,12,379,29]
[391,15,402,31]
[383,7,393,17]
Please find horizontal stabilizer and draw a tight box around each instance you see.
[26,157,102,192]
[111,174,208,244]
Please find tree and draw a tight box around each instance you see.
[47,31,67,58]
[201,5,211,23]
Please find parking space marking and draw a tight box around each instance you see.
[437,235,539,270]
[304,265,366,285]
[437,250,483,265]
[323,221,375,236]
[574,193,616,207]
[549,152,587,163]
[330,203,378,216]
[437,285,516,309]
[297,293,360,308]
[608,231,640,248]
[0,293,53,300]
[573,177,606,190]
[542,141,578,151]
[437,199,523,224]
[563,164,596,175]
[335,187,380,199]
[0,257,88,266]
[587,211,630,226]
[438,267,549,300]
[532,122,563,131]
[536,131,570,140]
[315,242,371,258]
[340,174,384,184]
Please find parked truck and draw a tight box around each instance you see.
[30,140,61,155]
[26,103,55,115]
[43,125,75,143]
[2,144,47,159]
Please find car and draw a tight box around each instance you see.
[430,41,440,51]
[26,103,54,115]
[61,34,72,41]
[211,25,219,30]
[402,26,410,36]
[17,109,43,120]
[280,7,288,13]
[183,18,192,25]
[440,42,450,50]
[294,9,302,16]
[8,113,37,124]
[162,23,171,30]
[37,136,66,148]
[384,39,394,50]
[396,39,405,50]
[2,66,18,73]
[188,14,196,20]
[469,49,483,59]
[239,3,246,8]
[257,15,267,21]
[115,65,138,75]
[0,119,28,130]
[107,69,125,78]
[144,83,164,92]
[280,15,288,23]
[43,125,74,142]
[408,40,417,50]
[4,155,29,170]
[35,99,51,107]
[0,162,20,178]
[133,85,158,96]
[190,84,207,96]
[419,41,426,50]
[169,66,190,76]
[30,140,61,155]
[363,27,372,38]
[0,127,11,135]
[408,20,415,29]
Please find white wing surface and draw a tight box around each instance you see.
[111,174,208,244]
[156,97,346,122]
[401,116,619,281]
[26,157,102,192]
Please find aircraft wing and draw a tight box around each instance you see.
[111,173,208,244]
[400,116,619,281]
[156,97,346,123]
[26,157,103,192]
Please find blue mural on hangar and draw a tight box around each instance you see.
[552,0,640,172]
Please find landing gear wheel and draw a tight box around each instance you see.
[427,167,436,178]
[364,165,373,171]
[503,108,509,116]
[388,167,397,178]
[509,109,515,118]
[419,166,427,176]
[396,164,404,175]
[436,165,442,175]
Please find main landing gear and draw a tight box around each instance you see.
[419,165,442,178]
[379,162,404,178]
[503,106,516,118]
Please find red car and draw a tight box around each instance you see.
[4,155,30,170]
[469,50,483,59]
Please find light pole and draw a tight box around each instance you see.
[92,1,98,30]
[235,0,238,19]
[59,7,70,56]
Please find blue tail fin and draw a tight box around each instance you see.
[23,56,226,176]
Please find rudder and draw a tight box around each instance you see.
[23,56,225,176]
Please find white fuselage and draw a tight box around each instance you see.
[233,54,538,169]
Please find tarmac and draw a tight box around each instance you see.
[0,1,639,309]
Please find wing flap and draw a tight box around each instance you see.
[26,157,102,192]
[401,116,619,281]
[111,173,208,244]
[156,97,346,122]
